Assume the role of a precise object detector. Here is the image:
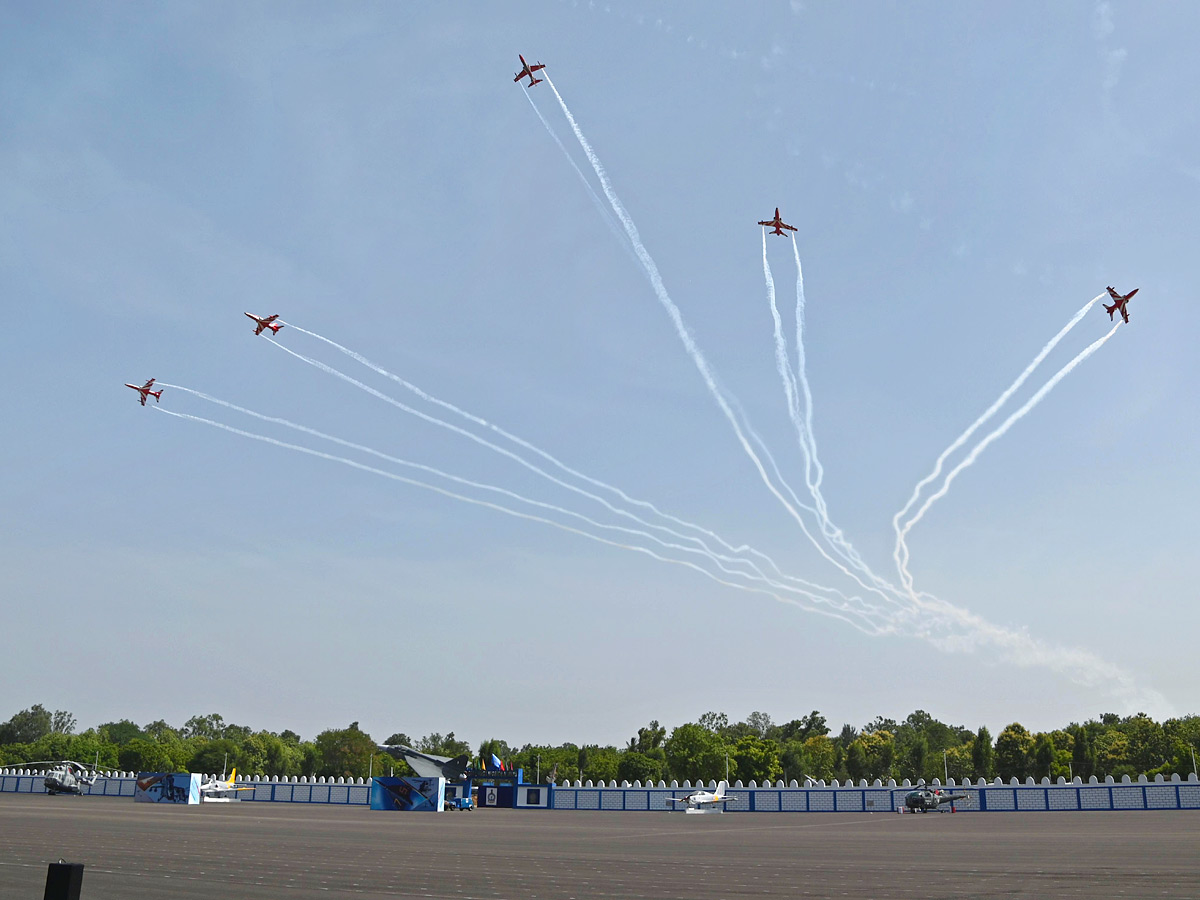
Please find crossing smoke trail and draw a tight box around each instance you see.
[155,382,876,622]
[892,293,1107,591]
[152,404,885,634]
[762,231,901,601]
[533,75,1169,707]
[763,228,804,466]
[875,319,1168,711]
[541,72,903,606]
[896,321,1123,584]
[786,235,898,596]
[277,322,835,596]
[260,337,864,606]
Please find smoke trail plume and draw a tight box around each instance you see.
[892,293,1107,590]
[279,322,835,596]
[153,404,885,633]
[898,321,1121,552]
[542,73,903,604]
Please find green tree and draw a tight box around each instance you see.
[944,744,973,782]
[1161,716,1200,777]
[995,724,1034,781]
[627,721,667,754]
[315,723,376,779]
[417,732,470,758]
[665,723,726,783]
[187,739,241,775]
[511,744,578,784]
[1032,734,1056,780]
[906,734,928,781]
[972,725,993,781]
[577,745,620,783]
[1119,714,1168,774]
[237,733,270,775]
[744,712,774,739]
[1093,729,1132,778]
[698,712,730,735]
[98,720,144,745]
[1070,725,1094,780]
[181,714,226,741]
[853,730,895,781]
[118,738,176,773]
[0,705,53,744]
[62,731,120,770]
[298,741,321,777]
[27,732,72,762]
[778,740,806,783]
[730,735,782,784]
[142,720,179,742]
[617,751,663,785]
[803,735,835,781]
[845,741,868,782]
[777,711,829,743]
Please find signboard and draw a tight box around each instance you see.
[370,777,445,812]
[134,773,200,804]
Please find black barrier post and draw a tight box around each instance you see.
[44,860,84,900]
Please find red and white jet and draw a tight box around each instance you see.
[513,54,546,87]
[1104,286,1138,324]
[757,207,798,236]
[125,378,163,406]
[244,312,283,336]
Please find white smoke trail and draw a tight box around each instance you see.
[892,293,1107,590]
[523,88,636,263]
[762,233,902,602]
[157,383,879,621]
[537,76,1164,707]
[897,322,1122,589]
[153,405,886,634]
[278,322,833,596]
[764,228,804,458]
[542,73,904,605]
[791,234,821,494]
[262,337,863,603]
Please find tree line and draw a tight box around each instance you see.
[1,704,1197,785]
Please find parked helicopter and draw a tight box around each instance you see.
[903,786,968,812]
[19,758,117,795]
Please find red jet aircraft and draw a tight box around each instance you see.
[125,378,163,406]
[1104,286,1138,324]
[245,312,283,336]
[758,207,798,236]
[514,54,546,87]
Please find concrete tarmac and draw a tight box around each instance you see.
[2,793,1198,898]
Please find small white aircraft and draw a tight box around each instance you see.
[666,779,738,810]
[199,768,253,802]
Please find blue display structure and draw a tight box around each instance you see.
[134,773,201,804]
[370,777,445,812]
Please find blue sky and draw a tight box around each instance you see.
[2,1,1197,747]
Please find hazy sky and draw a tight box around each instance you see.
[2,1,1197,748]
